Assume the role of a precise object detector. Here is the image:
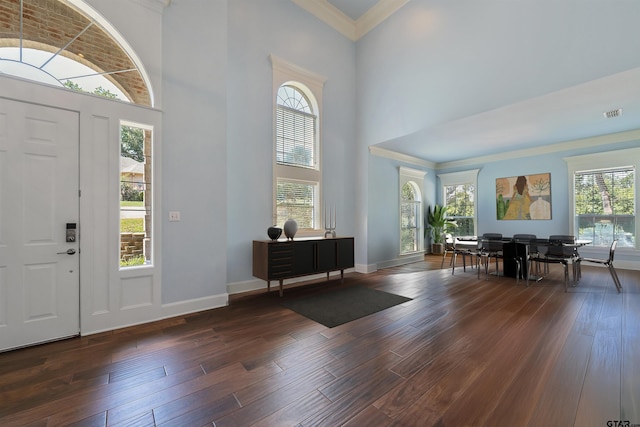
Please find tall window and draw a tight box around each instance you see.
[271,55,325,232]
[275,85,318,229]
[401,182,421,254]
[439,170,479,237]
[574,168,635,247]
[566,148,639,249]
[400,167,426,254]
[120,122,153,268]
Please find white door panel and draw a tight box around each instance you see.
[0,98,79,352]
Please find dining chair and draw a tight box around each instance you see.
[441,234,456,268]
[450,237,475,275]
[476,237,503,279]
[577,240,622,292]
[547,235,581,283]
[482,233,503,240]
[527,238,571,291]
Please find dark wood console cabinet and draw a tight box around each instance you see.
[252,237,355,296]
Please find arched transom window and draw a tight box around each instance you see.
[276,85,316,169]
[0,0,152,106]
[275,84,319,229]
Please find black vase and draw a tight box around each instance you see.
[267,226,282,241]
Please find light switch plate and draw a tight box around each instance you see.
[169,211,181,222]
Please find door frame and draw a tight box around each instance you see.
[1,74,164,338]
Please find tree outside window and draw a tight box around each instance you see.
[444,183,475,236]
[575,168,635,247]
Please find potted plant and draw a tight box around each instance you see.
[426,204,457,254]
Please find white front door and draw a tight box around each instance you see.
[0,98,80,352]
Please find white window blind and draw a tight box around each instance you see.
[275,105,316,168]
[574,167,635,246]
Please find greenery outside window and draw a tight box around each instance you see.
[271,55,326,233]
[276,179,318,229]
[120,122,152,268]
[566,148,640,249]
[438,170,479,237]
[574,168,635,247]
[401,183,421,254]
[400,167,426,254]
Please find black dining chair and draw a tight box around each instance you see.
[527,238,572,291]
[577,240,622,293]
[441,234,456,268]
[547,235,581,283]
[442,234,474,274]
[476,237,504,279]
[482,233,503,240]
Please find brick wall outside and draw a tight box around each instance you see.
[0,0,150,106]
[120,233,145,261]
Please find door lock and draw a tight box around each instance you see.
[66,223,77,242]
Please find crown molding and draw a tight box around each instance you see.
[356,0,409,39]
[291,0,357,41]
[370,128,640,171]
[369,145,435,169]
[435,128,640,170]
[291,0,409,41]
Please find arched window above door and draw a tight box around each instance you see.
[0,0,153,106]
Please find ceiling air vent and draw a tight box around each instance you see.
[603,108,623,118]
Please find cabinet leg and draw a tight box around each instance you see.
[327,272,330,280]
[279,280,283,297]
[267,280,271,293]
[341,270,344,282]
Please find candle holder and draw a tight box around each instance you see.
[324,203,336,238]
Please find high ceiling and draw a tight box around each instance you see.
[326,0,381,20]
[299,0,640,165]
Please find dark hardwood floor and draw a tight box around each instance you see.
[1,255,639,426]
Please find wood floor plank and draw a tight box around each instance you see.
[485,291,589,426]
[155,393,239,427]
[213,368,335,427]
[0,256,637,426]
[574,291,624,426]
[435,288,582,426]
[107,362,281,426]
[375,284,554,423]
[622,291,640,421]
[248,390,332,427]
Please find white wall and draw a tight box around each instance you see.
[225,0,357,288]
[357,0,640,269]
[87,0,230,305]
[160,0,229,303]
[356,0,640,149]
[81,0,359,313]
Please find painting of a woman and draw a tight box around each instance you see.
[503,175,532,220]
[496,173,551,220]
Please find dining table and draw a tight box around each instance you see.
[450,236,591,283]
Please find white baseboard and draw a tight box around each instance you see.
[376,253,424,270]
[227,269,356,295]
[355,263,377,274]
[161,294,229,317]
[81,293,229,336]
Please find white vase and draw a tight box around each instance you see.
[283,219,298,240]
[530,197,551,220]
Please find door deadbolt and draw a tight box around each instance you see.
[66,223,77,242]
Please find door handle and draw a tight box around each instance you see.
[57,248,76,255]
